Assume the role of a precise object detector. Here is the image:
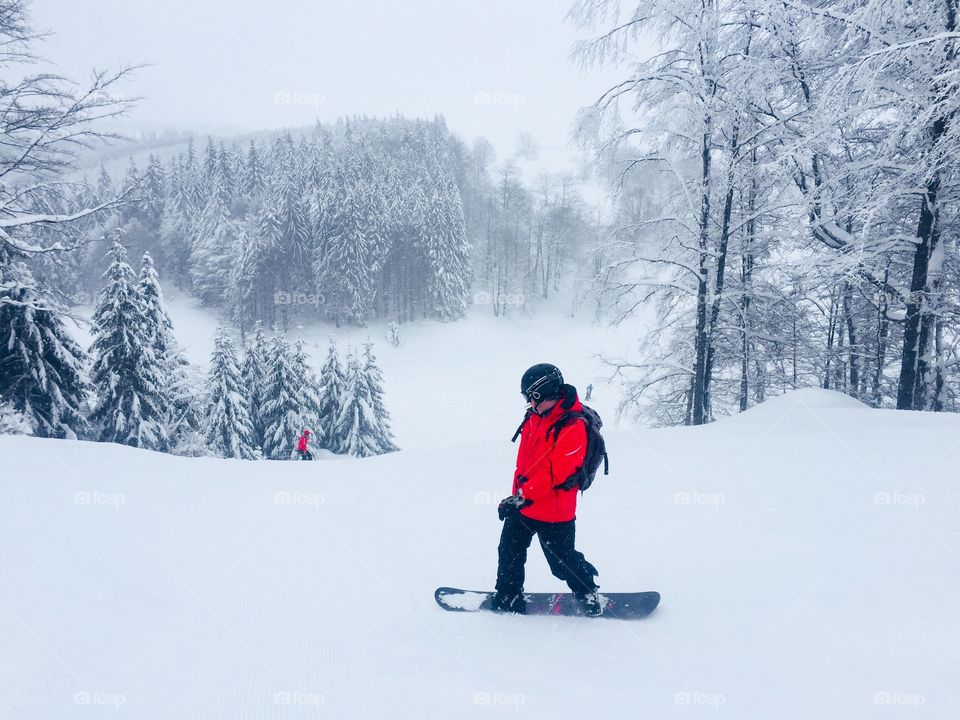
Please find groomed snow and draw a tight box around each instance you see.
[2,388,959,718]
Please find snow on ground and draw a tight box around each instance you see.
[2,388,959,718]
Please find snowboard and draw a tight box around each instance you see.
[434,587,660,619]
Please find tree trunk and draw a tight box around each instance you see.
[897,169,942,409]
[843,282,859,399]
[690,111,713,426]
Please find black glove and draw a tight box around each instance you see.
[498,493,532,521]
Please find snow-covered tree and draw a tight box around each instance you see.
[334,348,381,458]
[138,252,195,439]
[89,240,170,450]
[386,321,400,348]
[0,259,90,438]
[260,332,306,459]
[241,320,269,450]
[361,341,398,454]
[205,326,257,459]
[316,336,346,451]
[292,337,325,444]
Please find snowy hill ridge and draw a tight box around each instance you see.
[2,388,958,718]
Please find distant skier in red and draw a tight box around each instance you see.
[297,429,313,460]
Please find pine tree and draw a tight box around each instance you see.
[96,164,114,205]
[159,159,194,288]
[316,336,346,451]
[89,240,170,450]
[205,326,257,459]
[241,140,265,199]
[138,252,194,439]
[260,332,306,459]
[314,179,371,325]
[292,337,325,444]
[361,341,398,453]
[141,154,167,230]
[425,171,471,320]
[0,258,90,438]
[241,320,268,450]
[335,348,381,457]
[190,180,239,304]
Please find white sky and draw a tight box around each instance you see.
[34,0,623,168]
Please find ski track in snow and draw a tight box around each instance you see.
[2,389,959,718]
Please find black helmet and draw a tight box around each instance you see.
[521,363,564,402]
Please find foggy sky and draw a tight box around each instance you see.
[34,0,622,168]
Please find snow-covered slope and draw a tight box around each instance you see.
[2,389,958,718]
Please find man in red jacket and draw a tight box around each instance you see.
[492,363,601,616]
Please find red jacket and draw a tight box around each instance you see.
[297,433,309,453]
[512,393,587,522]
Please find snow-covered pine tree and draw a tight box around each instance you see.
[425,170,471,320]
[316,336,346,451]
[241,320,269,451]
[159,158,195,289]
[334,347,381,458]
[119,157,142,226]
[96,164,115,205]
[314,178,371,326]
[89,240,170,450]
[138,252,195,440]
[0,258,90,438]
[205,326,257,459]
[260,332,306,460]
[292,337,325,445]
[361,341,398,454]
[241,140,265,199]
[190,151,239,304]
[141,154,167,231]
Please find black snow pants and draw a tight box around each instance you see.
[495,513,598,596]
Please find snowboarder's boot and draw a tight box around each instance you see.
[489,591,526,614]
[575,589,603,617]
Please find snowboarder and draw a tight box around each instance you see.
[297,428,313,460]
[585,383,594,401]
[492,363,602,616]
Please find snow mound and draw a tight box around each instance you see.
[3,399,959,719]
[713,388,869,433]
[747,387,869,412]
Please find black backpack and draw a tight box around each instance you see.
[511,404,609,492]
